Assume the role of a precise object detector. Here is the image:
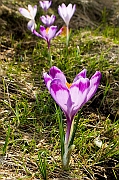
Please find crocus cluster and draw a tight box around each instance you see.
[33,1,60,49]
[43,66,101,167]
[19,1,76,48]
[19,1,60,49]
[19,1,102,170]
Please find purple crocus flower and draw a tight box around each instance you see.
[39,1,52,11]
[33,26,62,49]
[43,66,101,145]
[58,3,76,27]
[19,5,37,31]
[40,15,56,27]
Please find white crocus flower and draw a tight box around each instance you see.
[58,3,76,27]
[19,5,37,31]
[58,3,76,46]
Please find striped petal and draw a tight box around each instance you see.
[40,26,47,38]
[50,79,72,116]
[49,66,66,85]
[47,26,57,41]
[43,73,52,91]
[73,69,87,82]
[86,71,101,102]
[70,78,90,118]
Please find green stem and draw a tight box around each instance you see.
[68,109,82,148]
[48,47,52,67]
[66,25,69,47]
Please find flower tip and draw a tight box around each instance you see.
[74,4,76,9]
[19,7,22,12]
[95,71,102,80]
[40,25,46,33]
[51,25,57,30]
[61,3,66,7]
[34,5,37,8]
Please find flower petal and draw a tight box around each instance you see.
[19,7,31,19]
[49,66,66,85]
[86,71,101,102]
[67,4,73,20]
[56,26,64,36]
[48,15,56,26]
[27,19,36,31]
[33,5,37,18]
[61,3,67,18]
[40,15,47,24]
[33,29,42,38]
[40,26,47,39]
[50,79,72,116]
[43,72,52,91]
[72,4,76,16]
[68,4,76,20]
[70,78,90,118]
[58,4,67,24]
[28,4,34,18]
[47,26,57,41]
[73,69,87,82]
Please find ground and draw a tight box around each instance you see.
[0,0,119,179]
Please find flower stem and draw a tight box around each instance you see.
[62,144,75,170]
[68,109,82,148]
[48,47,52,67]
[66,25,69,47]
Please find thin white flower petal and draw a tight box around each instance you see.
[33,5,37,18]
[19,8,32,19]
